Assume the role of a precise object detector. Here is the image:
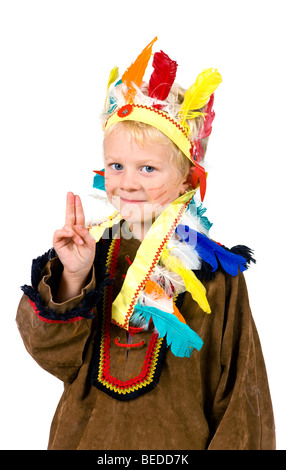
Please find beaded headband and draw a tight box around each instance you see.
[102,36,222,201]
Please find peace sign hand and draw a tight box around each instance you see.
[53,192,96,301]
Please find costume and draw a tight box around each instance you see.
[17,38,275,449]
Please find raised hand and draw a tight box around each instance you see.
[53,192,96,301]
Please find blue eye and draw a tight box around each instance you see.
[111,163,123,171]
[142,166,155,173]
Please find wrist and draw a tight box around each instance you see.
[55,267,92,303]
[62,267,91,286]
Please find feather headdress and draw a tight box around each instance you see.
[102,38,222,201]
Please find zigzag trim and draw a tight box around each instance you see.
[91,236,167,401]
[113,199,190,330]
[105,103,196,164]
[134,104,189,137]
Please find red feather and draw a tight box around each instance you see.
[148,50,178,103]
[198,93,215,140]
[194,94,216,162]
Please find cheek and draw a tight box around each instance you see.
[104,176,112,193]
[104,178,118,207]
[149,188,168,204]
[147,183,166,202]
[147,180,180,206]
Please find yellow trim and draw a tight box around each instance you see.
[105,105,195,164]
[89,189,210,330]
[89,211,122,243]
[111,190,196,329]
[97,236,164,395]
[98,338,164,394]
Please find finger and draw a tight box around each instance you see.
[65,192,76,226]
[75,195,85,226]
[53,228,73,246]
[74,225,96,248]
[54,227,83,246]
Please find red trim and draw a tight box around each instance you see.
[129,325,146,334]
[125,255,132,266]
[134,104,189,138]
[106,104,189,141]
[114,337,145,348]
[28,299,86,324]
[112,199,190,330]
[101,328,160,390]
[97,211,120,228]
[97,237,164,392]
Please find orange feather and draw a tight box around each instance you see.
[121,37,158,102]
[145,279,186,324]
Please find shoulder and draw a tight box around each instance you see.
[175,224,255,281]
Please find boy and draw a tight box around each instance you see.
[17,38,275,450]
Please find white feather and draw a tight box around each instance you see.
[150,265,186,297]
[138,290,174,313]
[102,81,184,125]
[166,237,202,271]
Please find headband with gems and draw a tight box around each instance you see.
[101,36,222,201]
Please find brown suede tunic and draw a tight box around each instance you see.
[16,235,275,450]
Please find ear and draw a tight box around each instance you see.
[179,166,195,195]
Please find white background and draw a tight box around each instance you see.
[1,0,285,450]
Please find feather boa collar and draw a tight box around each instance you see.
[90,194,254,358]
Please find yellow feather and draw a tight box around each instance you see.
[160,249,211,314]
[179,68,222,129]
[105,66,119,106]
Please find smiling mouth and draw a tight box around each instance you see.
[120,197,146,204]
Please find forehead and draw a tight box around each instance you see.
[104,126,170,162]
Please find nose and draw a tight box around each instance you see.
[119,169,141,191]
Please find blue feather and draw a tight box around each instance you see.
[93,169,105,191]
[175,225,247,276]
[132,304,203,358]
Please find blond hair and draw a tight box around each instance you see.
[103,82,210,178]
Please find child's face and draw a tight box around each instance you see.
[103,126,190,234]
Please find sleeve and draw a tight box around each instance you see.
[16,249,105,383]
[206,272,276,450]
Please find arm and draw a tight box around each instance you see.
[16,250,98,383]
[16,193,98,383]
